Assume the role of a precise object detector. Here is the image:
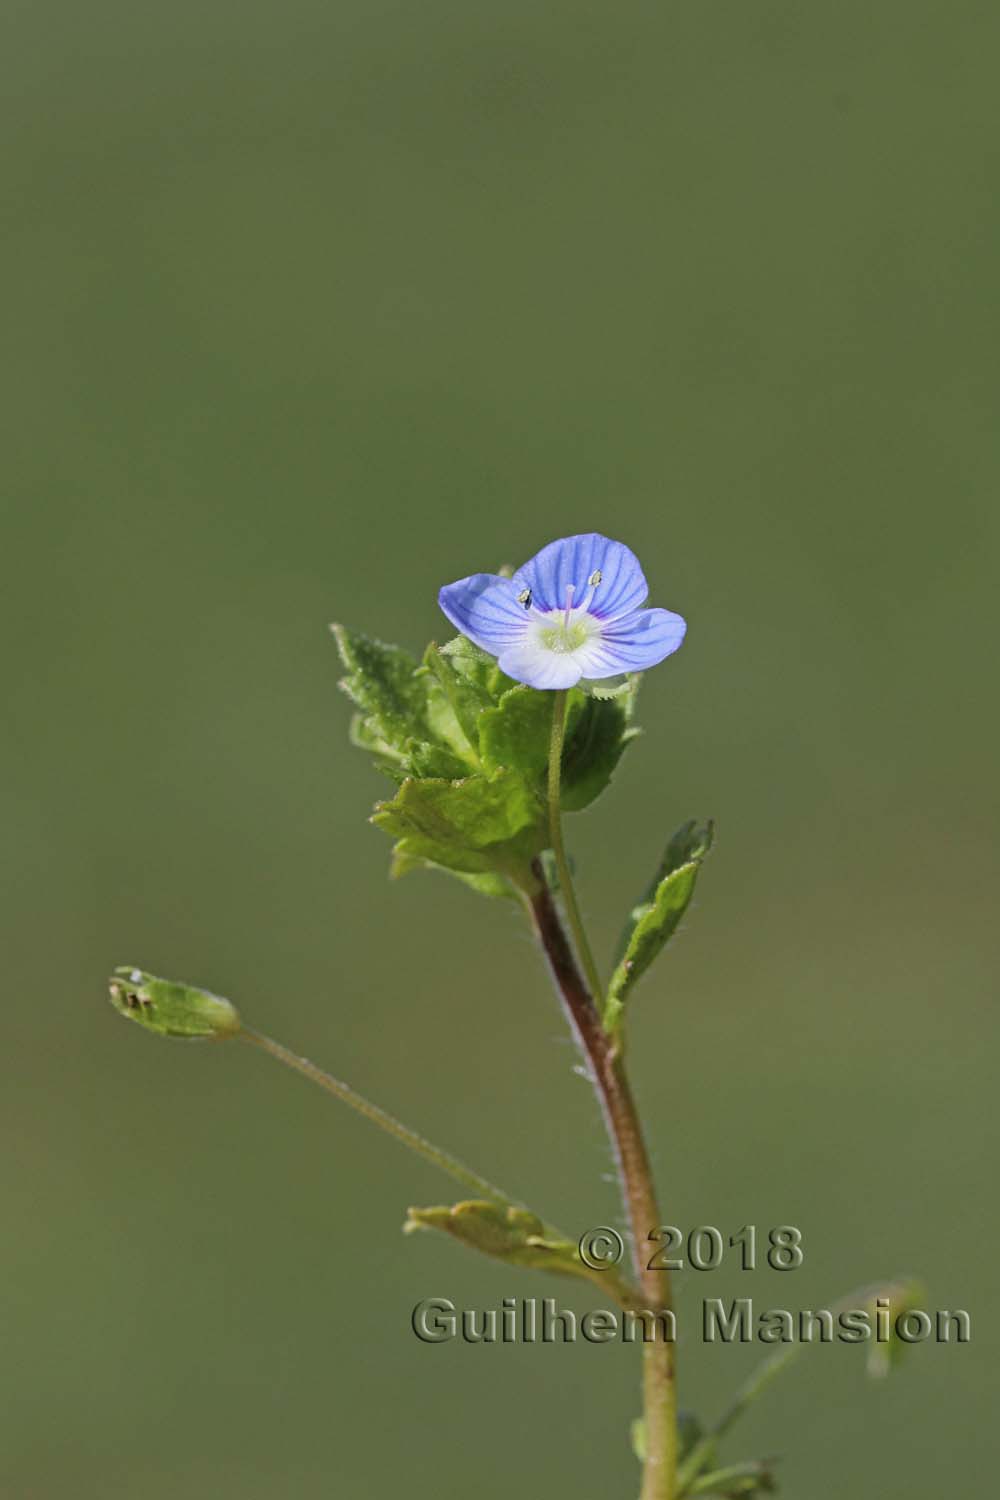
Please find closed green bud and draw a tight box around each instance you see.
[108,967,241,1040]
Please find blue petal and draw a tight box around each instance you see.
[438,573,530,656]
[575,608,687,677]
[512,534,648,620]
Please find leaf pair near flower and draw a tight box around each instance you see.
[333,625,638,899]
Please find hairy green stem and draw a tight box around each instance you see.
[547,689,605,1004]
[241,1027,519,1209]
[534,690,678,1500]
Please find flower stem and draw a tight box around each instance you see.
[547,689,605,1005]
[240,1027,519,1210]
[535,699,678,1500]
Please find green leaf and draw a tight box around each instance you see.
[604,819,714,1031]
[390,849,516,900]
[439,633,515,701]
[347,711,408,779]
[404,1200,636,1303]
[479,685,554,782]
[561,690,639,812]
[108,968,241,1041]
[421,644,491,763]
[337,628,550,896]
[478,682,637,812]
[372,770,545,885]
[615,819,715,952]
[332,625,469,779]
[337,625,649,895]
[404,739,473,779]
[404,1201,571,1273]
[332,624,429,748]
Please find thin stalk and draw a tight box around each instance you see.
[686,1462,774,1496]
[547,689,605,1004]
[241,1027,518,1210]
[676,1348,794,1492]
[532,690,678,1500]
[676,1276,915,1492]
[244,1026,640,1307]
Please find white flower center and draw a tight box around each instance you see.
[535,606,601,655]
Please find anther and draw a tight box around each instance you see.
[588,570,602,588]
[516,588,532,610]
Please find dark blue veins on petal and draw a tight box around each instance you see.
[512,533,648,619]
[437,573,528,654]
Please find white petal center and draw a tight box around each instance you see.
[531,606,603,657]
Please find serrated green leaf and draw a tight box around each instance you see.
[404,739,471,779]
[332,624,430,748]
[372,770,545,884]
[333,626,471,779]
[338,624,648,896]
[373,770,540,856]
[604,819,714,1031]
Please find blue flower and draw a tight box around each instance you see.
[438,533,686,690]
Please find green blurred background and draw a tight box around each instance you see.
[3,2,997,1495]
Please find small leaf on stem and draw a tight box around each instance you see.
[372,771,545,889]
[605,820,714,1031]
[404,1200,637,1303]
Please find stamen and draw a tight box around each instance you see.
[578,569,603,615]
[563,584,575,630]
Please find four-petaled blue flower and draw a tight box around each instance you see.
[438,533,686,690]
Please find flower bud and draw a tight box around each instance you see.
[108,967,241,1040]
